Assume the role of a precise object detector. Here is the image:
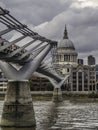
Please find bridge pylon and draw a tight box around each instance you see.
[0,80,36,127]
[52,88,63,102]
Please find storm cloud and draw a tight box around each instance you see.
[0,0,98,63]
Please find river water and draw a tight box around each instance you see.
[0,100,98,130]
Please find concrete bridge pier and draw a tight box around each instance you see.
[0,80,36,127]
[52,88,63,102]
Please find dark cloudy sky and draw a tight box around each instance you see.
[0,0,98,64]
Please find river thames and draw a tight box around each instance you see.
[0,100,98,130]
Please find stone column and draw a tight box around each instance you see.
[88,69,90,92]
[0,80,36,127]
[76,72,78,91]
[70,74,73,91]
[82,71,84,91]
[52,88,63,102]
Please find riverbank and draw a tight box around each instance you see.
[0,91,98,102]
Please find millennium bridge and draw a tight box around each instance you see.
[0,7,69,127]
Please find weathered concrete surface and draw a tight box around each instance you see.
[52,88,63,102]
[0,81,36,127]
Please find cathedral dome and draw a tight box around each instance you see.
[58,39,75,50]
[58,25,75,50]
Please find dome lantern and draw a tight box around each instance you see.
[63,25,68,39]
[58,25,75,50]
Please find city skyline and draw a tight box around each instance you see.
[0,0,98,64]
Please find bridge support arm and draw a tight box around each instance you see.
[0,60,18,80]
[19,44,51,80]
[34,72,69,102]
[37,67,62,82]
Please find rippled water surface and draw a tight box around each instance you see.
[0,100,98,130]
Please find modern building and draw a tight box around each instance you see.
[30,76,53,91]
[78,59,84,65]
[88,55,96,66]
[95,65,98,90]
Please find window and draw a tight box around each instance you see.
[79,85,82,91]
[73,72,76,79]
[67,68,69,72]
[84,85,88,91]
[73,85,76,91]
[78,72,82,78]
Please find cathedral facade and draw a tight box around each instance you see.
[53,25,96,93]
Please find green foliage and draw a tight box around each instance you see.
[88,92,98,98]
[29,80,34,91]
[47,82,53,91]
